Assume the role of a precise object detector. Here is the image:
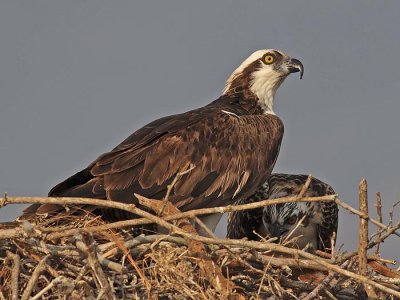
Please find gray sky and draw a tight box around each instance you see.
[1,1,399,262]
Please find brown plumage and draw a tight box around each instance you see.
[20,49,303,229]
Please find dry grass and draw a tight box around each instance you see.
[0,179,399,299]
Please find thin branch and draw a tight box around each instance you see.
[100,234,187,255]
[368,261,400,279]
[368,255,397,266]
[240,252,328,272]
[330,232,336,259]
[0,194,337,240]
[283,215,307,245]
[297,174,313,199]
[358,179,376,298]
[358,179,369,276]
[369,220,400,249]
[389,200,400,227]
[303,261,350,300]
[296,251,399,298]
[192,216,218,239]
[335,197,400,238]
[75,233,114,300]
[338,220,400,263]
[374,192,383,256]
[1,194,337,220]
[257,253,274,296]
[5,251,20,300]
[21,255,50,300]
[0,225,39,240]
[324,289,338,300]
[30,276,72,300]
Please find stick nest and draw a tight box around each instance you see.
[0,189,399,299]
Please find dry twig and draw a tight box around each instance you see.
[0,194,337,241]
[139,196,235,296]
[76,233,114,300]
[5,251,20,300]
[21,255,49,300]
[374,192,383,256]
[335,197,400,238]
[358,179,377,298]
[1,186,399,299]
[297,174,313,199]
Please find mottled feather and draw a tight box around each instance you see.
[227,174,338,252]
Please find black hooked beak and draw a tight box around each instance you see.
[269,224,289,238]
[287,58,304,79]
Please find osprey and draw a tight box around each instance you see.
[227,174,338,252]
[21,50,303,232]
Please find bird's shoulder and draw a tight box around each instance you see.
[94,98,283,169]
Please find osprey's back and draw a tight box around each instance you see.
[20,49,303,231]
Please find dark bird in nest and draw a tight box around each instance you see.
[20,50,304,233]
[227,174,338,252]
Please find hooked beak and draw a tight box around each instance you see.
[269,224,289,238]
[287,58,304,79]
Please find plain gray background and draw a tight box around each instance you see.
[1,1,399,263]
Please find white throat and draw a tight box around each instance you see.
[250,68,285,115]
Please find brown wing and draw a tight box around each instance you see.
[92,109,284,211]
[21,103,284,220]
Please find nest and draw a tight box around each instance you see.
[1,178,399,299]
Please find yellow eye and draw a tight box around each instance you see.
[264,54,275,64]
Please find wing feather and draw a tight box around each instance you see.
[21,101,284,220]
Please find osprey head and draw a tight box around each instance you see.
[262,201,319,249]
[223,49,304,114]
